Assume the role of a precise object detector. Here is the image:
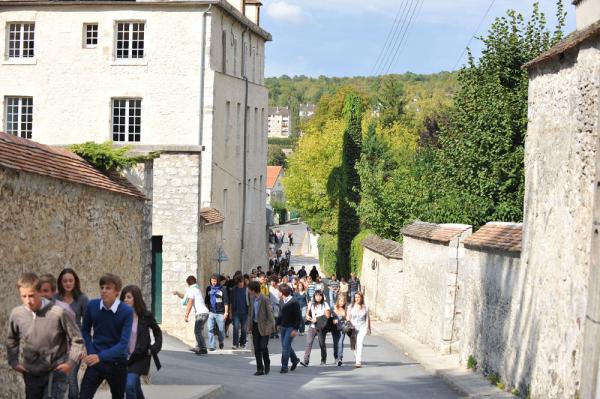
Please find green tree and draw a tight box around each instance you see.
[377,76,406,129]
[337,93,363,277]
[267,145,287,167]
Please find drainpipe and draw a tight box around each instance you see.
[448,237,460,353]
[240,26,250,271]
[199,4,212,147]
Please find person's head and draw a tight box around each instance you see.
[270,275,279,286]
[351,272,356,279]
[248,281,261,297]
[186,275,197,287]
[17,273,42,311]
[99,273,122,306]
[258,272,266,285]
[235,276,244,287]
[354,292,365,306]
[251,268,257,275]
[316,276,322,283]
[297,281,306,292]
[39,274,57,300]
[279,284,292,298]
[210,274,220,287]
[120,285,147,316]
[336,294,347,309]
[341,277,347,283]
[57,268,82,299]
[257,266,262,272]
[220,275,227,285]
[243,274,250,285]
[313,290,324,305]
[282,275,289,283]
[301,266,306,270]
[311,266,316,270]
[331,274,337,281]
[307,276,313,283]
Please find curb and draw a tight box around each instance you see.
[192,385,224,399]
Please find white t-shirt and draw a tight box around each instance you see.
[186,285,209,316]
[309,302,330,328]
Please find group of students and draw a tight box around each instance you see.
[7,270,162,399]
[178,266,370,375]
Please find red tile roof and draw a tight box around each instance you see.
[401,221,471,245]
[361,235,403,260]
[200,207,225,225]
[0,132,145,199]
[464,222,522,254]
[266,165,283,190]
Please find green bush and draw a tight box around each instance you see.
[69,141,158,173]
[318,234,337,277]
[268,137,296,147]
[467,355,477,370]
[350,230,372,277]
[487,372,500,386]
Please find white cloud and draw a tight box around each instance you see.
[265,1,305,23]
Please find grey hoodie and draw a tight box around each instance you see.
[6,299,84,376]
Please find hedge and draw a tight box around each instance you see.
[318,234,337,277]
[350,230,372,277]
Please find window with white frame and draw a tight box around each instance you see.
[84,23,98,48]
[112,99,141,142]
[7,23,35,59]
[116,22,144,59]
[5,97,33,139]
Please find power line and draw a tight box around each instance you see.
[383,0,424,75]
[370,0,409,76]
[452,0,497,71]
[375,0,415,76]
[212,161,266,195]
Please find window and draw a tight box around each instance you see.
[84,23,98,48]
[225,101,231,159]
[116,22,144,59]
[7,23,35,59]
[5,97,33,139]
[112,99,141,142]
[222,30,227,74]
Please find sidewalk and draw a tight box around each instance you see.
[373,322,514,398]
[95,385,223,399]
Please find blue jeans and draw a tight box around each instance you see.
[67,361,80,399]
[280,326,299,370]
[23,370,67,399]
[194,313,208,350]
[300,306,307,333]
[232,313,248,347]
[79,361,127,399]
[125,372,145,399]
[332,329,345,361]
[207,312,225,349]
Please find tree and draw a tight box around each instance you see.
[267,145,287,167]
[336,93,363,277]
[377,76,406,129]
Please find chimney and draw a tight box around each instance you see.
[225,0,244,13]
[574,0,600,30]
[244,0,263,26]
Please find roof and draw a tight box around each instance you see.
[200,207,224,225]
[464,222,522,254]
[361,235,403,260]
[0,132,145,199]
[266,165,283,189]
[269,107,290,117]
[401,221,471,245]
[0,0,272,41]
[523,21,600,69]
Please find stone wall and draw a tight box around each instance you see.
[151,152,202,346]
[360,247,404,322]
[0,166,148,398]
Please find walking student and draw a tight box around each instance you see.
[277,284,302,373]
[301,290,330,367]
[349,292,371,368]
[348,272,361,304]
[121,285,162,399]
[80,273,134,399]
[7,272,84,399]
[247,281,276,376]
[231,276,249,349]
[204,274,229,351]
[327,274,340,306]
[331,294,348,366]
[56,268,89,399]
[293,281,308,336]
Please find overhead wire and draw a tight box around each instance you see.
[370,0,410,76]
[383,0,424,75]
[375,0,415,76]
[451,0,497,71]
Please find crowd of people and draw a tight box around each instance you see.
[174,265,370,377]
[7,270,162,399]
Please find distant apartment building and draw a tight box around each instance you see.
[0,0,271,343]
[299,103,316,119]
[268,106,291,138]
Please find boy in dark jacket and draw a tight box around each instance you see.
[7,272,84,399]
[277,284,302,373]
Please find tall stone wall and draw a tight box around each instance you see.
[152,152,202,346]
[0,166,147,399]
[458,248,523,388]
[522,39,600,398]
[360,248,404,321]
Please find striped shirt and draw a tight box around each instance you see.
[307,282,317,302]
[348,278,361,293]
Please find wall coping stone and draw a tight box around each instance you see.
[463,222,523,254]
[401,221,471,245]
[361,235,403,260]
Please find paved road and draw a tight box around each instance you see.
[150,332,464,399]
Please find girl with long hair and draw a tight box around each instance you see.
[293,281,308,336]
[349,292,371,368]
[332,294,348,366]
[120,285,162,399]
[301,290,330,367]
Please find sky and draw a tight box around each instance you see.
[261,0,576,78]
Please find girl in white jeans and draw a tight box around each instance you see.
[349,292,371,368]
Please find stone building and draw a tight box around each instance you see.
[0,132,150,398]
[267,106,291,138]
[0,0,271,341]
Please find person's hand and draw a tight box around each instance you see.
[184,314,190,323]
[83,354,100,366]
[13,364,27,374]
[291,329,298,338]
[55,363,71,374]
